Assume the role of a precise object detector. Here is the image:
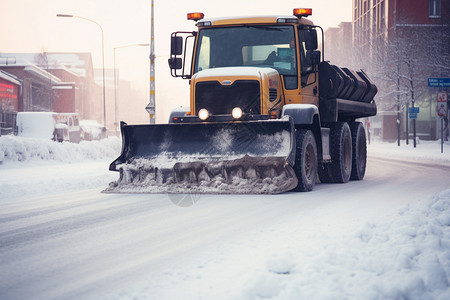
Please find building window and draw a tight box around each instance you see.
[429,0,441,18]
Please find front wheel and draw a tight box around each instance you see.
[293,129,317,192]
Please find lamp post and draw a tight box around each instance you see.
[113,43,149,132]
[56,14,106,128]
[145,0,156,124]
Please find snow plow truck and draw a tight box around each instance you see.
[107,9,377,194]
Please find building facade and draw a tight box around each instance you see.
[0,53,103,123]
[352,0,449,141]
[324,22,353,67]
[0,70,21,135]
[0,59,61,112]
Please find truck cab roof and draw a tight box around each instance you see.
[196,15,315,28]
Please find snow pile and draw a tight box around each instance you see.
[0,135,121,163]
[243,190,450,300]
[368,139,450,163]
[0,136,121,200]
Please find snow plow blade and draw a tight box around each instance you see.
[105,118,297,194]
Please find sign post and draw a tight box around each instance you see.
[408,106,419,147]
[437,92,447,153]
[408,106,419,119]
[428,78,449,153]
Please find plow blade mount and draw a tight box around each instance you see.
[105,118,297,194]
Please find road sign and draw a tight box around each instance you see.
[437,92,448,118]
[408,107,420,114]
[428,78,450,88]
[409,113,418,119]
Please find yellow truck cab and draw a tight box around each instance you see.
[170,9,321,120]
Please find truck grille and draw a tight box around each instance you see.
[195,80,261,115]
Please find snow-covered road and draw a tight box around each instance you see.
[1,138,450,299]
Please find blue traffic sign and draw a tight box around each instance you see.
[409,113,418,119]
[428,78,450,88]
[408,107,420,113]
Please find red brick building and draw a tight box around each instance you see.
[0,58,62,112]
[0,70,21,135]
[352,0,449,141]
[0,70,20,112]
[353,0,448,53]
[0,53,101,122]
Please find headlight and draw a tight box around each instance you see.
[198,108,209,120]
[232,107,243,119]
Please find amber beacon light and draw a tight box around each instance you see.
[187,12,205,21]
[293,8,312,18]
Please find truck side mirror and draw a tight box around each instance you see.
[171,36,183,55]
[169,31,195,78]
[168,57,183,70]
[305,28,318,50]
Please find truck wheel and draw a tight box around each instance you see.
[320,122,352,183]
[293,129,317,192]
[349,122,367,180]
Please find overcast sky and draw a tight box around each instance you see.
[0,0,352,122]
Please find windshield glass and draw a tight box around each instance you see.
[194,26,297,77]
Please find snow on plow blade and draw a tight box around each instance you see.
[105,118,297,194]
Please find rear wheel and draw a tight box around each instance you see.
[349,122,367,180]
[318,122,352,183]
[293,129,317,192]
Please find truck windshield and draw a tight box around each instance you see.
[194,25,297,78]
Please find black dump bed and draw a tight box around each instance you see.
[318,61,378,103]
[318,61,377,122]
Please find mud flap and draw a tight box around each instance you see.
[105,118,297,194]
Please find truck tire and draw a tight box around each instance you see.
[293,129,317,192]
[318,122,352,183]
[349,122,367,180]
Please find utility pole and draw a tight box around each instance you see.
[396,59,401,147]
[145,0,156,124]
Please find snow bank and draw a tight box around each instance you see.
[368,139,450,163]
[243,190,450,300]
[0,136,121,200]
[0,135,121,163]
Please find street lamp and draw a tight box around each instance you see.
[56,14,107,128]
[146,0,156,124]
[113,43,149,132]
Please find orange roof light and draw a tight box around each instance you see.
[293,8,312,18]
[187,12,205,21]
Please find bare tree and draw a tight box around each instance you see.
[33,50,54,111]
[353,21,449,143]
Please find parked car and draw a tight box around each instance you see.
[79,120,107,141]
